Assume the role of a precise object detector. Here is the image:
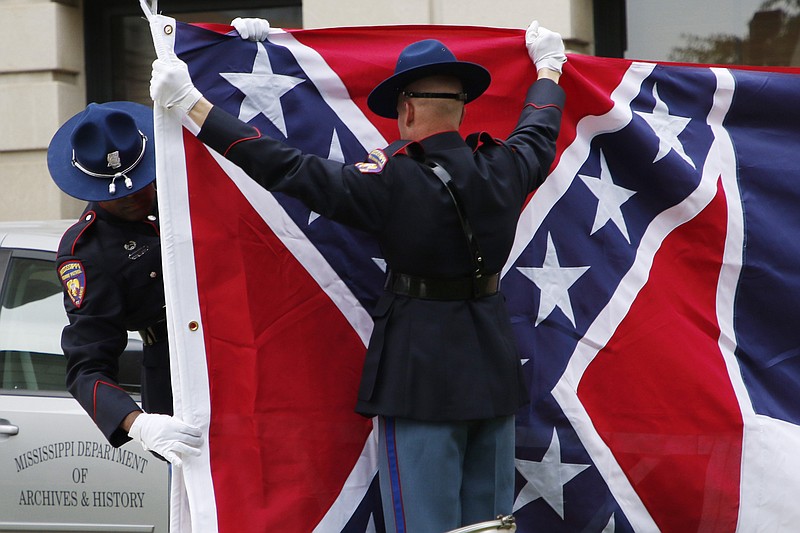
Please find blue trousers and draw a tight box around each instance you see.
[378,415,515,533]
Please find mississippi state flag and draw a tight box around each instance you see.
[146,12,800,533]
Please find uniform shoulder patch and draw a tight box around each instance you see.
[355,148,388,174]
[58,260,86,308]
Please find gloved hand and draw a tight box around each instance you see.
[525,21,567,74]
[128,413,203,466]
[150,56,203,115]
[232,17,271,41]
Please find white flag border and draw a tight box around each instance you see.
[146,12,220,533]
[711,67,800,533]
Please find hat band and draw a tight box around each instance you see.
[71,131,148,196]
[402,91,467,101]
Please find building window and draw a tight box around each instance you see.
[85,1,302,105]
[625,0,800,65]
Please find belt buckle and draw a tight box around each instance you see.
[473,273,499,298]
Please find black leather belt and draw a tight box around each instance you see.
[385,271,500,300]
[139,319,168,346]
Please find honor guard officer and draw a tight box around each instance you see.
[48,102,202,465]
[150,19,566,530]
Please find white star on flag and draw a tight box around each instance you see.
[513,429,590,518]
[372,257,387,273]
[309,128,345,224]
[635,83,695,168]
[517,233,590,327]
[579,150,637,243]
[220,42,304,136]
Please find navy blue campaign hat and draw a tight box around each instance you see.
[47,102,155,202]
[367,39,491,119]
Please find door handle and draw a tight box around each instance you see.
[0,419,19,436]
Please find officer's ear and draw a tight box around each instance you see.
[399,98,415,129]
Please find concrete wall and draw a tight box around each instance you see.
[0,0,85,221]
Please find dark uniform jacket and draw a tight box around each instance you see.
[198,78,565,421]
[57,203,171,446]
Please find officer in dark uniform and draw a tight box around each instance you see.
[150,19,567,531]
[47,102,202,465]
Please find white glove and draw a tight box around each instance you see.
[128,413,203,466]
[232,17,271,41]
[150,56,203,115]
[525,21,567,74]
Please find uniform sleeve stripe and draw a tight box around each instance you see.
[92,380,127,422]
[223,128,263,158]
[524,102,563,113]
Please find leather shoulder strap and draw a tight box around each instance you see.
[428,162,485,276]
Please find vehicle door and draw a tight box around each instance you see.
[0,248,169,532]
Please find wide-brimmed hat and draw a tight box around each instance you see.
[367,39,491,119]
[47,102,155,202]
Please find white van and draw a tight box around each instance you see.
[0,220,169,532]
